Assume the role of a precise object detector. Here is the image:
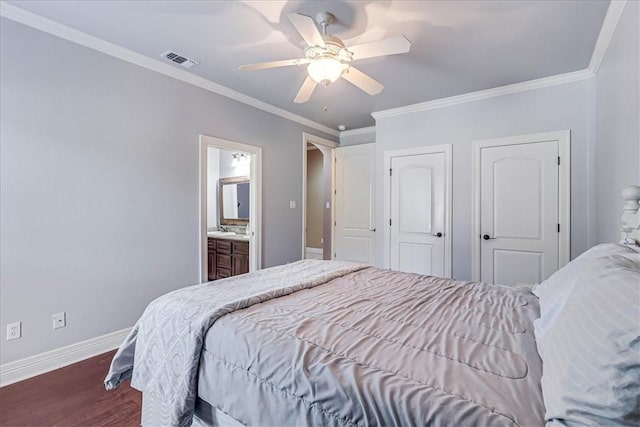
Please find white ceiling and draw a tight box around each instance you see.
[6,0,610,131]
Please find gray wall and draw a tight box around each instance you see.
[375,80,594,279]
[219,149,250,180]
[0,19,335,364]
[594,1,640,244]
[339,129,376,146]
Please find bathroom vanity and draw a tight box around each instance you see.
[207,234,249,281]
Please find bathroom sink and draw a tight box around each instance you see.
[207,231,237,237]
[207,231,250,241]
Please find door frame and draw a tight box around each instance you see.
[471,130,570,282]
[383,144,453,277]
[199,134,263,282]
[302,132,337,260]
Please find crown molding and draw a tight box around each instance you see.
[339,126,376,138]
[0,2,340,137]
[588,0,627,75]
[372,0,628,121]
[372,68,595,120]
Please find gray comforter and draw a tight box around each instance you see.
[197,267,545,426]
[104,260,368,427]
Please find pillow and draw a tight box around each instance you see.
[533,244,640,426]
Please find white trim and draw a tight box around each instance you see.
[371,1,629,121]
[0,2,339,138]
[199,135,262,281]
[304,132,338,149]
[0,327,131,387]
[302,132,337,260]
[2,1,624,134]
[3,1,625,135]
[383,144,453,278]
[372,69,594,120]
[471,130,571,282]
[339,126,376,140]
[588,0,628,75]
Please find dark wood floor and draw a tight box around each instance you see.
[0,350,141,427]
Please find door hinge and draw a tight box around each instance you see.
[334,189,337,195]
[558,156,560,165]
[389,168,392,176]
[558,223,560,233]
[389,219,392,226]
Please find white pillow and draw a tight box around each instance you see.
[533,244,640,426]
[533,244,635,351]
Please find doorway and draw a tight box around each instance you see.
[472,130,570,286]
[384,145,452,277]
[199,135,262,282]
[302,132,336,260]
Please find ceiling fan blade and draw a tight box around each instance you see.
[341,66,384,95]
[294,76,317,103]
[348,36,411,61]
[239,58,310,71]
[288,13,325,48]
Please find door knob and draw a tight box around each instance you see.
[369,228,376,232]
[483,234,496,240]
[432,232,443,238]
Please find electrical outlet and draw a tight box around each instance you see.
[52,312,66,330]
[6,322,21,340]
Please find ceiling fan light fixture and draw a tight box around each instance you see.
[307,57,348,86]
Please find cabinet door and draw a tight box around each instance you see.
[233,253,249,275]
[207,250,216,281]
[216,268,231,279]
[217,254,232,270]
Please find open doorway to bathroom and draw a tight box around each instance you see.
[200,135,262,283]
[302,133,336,260]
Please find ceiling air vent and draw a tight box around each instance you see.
[160,51,199,69]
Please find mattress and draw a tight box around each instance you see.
[197,267,544,426]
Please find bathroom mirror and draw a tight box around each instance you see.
[219,176,250,225]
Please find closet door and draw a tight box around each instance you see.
[478,140,559,285]
[335,143,376,264]
[388,148,451,277]
[473,131,570,287]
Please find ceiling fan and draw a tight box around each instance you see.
[239,12,411,103]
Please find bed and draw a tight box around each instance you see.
[105,186,640,427]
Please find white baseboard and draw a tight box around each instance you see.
[0,327,131,387]
[305,247,324,260]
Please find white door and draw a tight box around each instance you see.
[390,152,448,276]
[335,144,376,264]
[479,140,559,285]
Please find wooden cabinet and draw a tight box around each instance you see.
[207,238,217,281]
[208,237,249,281]
[232,241,249,276]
